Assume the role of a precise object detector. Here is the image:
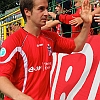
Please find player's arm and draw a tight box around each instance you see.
[0,38,33,100]
[49,8,81,24]
[56,9,81,24]
[41,20,60,30]
[55,0,91,52]
[73,0,92,52]
[0,76,33,100]
[44,0,91,53]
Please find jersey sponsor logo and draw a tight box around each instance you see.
[28,62,51,72]
[28,66,42,72]
[0,47,6,57]
[47,44,52,56]
[37,44,43,47]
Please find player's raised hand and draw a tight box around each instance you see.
[80,0,92,24]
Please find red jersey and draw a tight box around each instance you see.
[0,28,75,100]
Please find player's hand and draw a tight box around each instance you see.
[69,17,83,27]
[94,14,100,25]
[80,0,92,24]
[48,12,56,19]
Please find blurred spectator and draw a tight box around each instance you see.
[55,0,72,14]
[49,0,83,38]
[6,28,10,38]
[0,39,2,46]
[0,39,3,49]
[6,22,21,37]
[91,1,99,35]
[55,0,72,37]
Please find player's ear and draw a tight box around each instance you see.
[24,8,31,17]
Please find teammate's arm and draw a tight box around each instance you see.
[41,20,60,30]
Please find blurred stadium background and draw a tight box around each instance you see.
[0,0,100,41]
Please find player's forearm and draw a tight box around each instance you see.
[0,76,22,99]
[74,22,91,52]
[41,20,60,30]
[0,76,33,100]
[56,14,70,24]
[47,20,60,27]
[92,7,100,16]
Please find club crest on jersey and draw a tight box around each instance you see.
[47,44,52,56]
[0,47,6,57]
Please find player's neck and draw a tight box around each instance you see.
[24,23,41,37]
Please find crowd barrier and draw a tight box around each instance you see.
[51,35,100,100]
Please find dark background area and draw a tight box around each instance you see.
[0,0,52,14]
[0,0,19,13]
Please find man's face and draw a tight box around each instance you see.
[55,4,63,14]
[26,0,48,27]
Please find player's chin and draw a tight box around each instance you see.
[41,21,46,26]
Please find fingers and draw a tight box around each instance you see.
[95,14,100,17]
[69,20,77,25]
[94,17,100,20]
[94,14,100,24]
[98,23,100,25]
[82,0,90,10]
[81,0,92,23]
[75,23,80,27]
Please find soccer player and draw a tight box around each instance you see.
[0,0,92,100]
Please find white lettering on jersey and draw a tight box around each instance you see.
[28,66,42,72]
[28,62,51,72]
[37,44,43,47]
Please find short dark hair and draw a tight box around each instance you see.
[19,0,34,22]
[56,0,71,10]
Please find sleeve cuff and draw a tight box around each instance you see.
[56,14,60,20]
